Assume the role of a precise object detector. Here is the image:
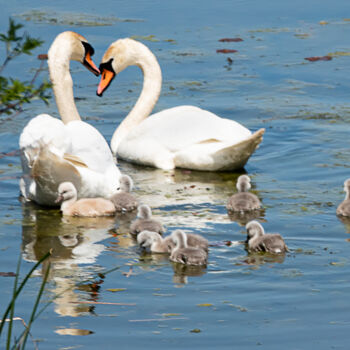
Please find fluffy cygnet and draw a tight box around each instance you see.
[137,230,171,253]
[56,182,116,217]
[226,175,261,212]
[336,179,350,217]
[167,229,209,253]
[130,205,164,236]
[110,175,138,212]
[169,230,208,266]
[245,220,288,254]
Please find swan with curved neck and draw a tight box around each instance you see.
[97,38,264,171]
[19,31,121,206]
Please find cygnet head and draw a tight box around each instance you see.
[343,179,350,196]
[56,182,77,203]
[246,220,265,240]
[171,230,188,249]
[236,175,251,192]
[137,204,152,219]
[120,175,133,193]
[137,230,159,248]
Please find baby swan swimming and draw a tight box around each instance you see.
[167,229,209,253]
[336,179,350,217]
[56,182,116,217]
[245,220,288,254]
[169,230,208,266]
[137,231,170,253]
[130,204,164,236]
[110,175,138,212]
[226,175,261,212]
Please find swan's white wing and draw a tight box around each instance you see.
[65,120,116,173]
[19,114,70,160]
[125,105,252,153]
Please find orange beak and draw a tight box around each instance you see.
[97,69,115,96]
[83,51,100,76]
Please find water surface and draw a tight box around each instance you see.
[1,1,350,349]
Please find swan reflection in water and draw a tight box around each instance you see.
[21,201,116,317]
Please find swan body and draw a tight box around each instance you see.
[110,175,138,212]
[130,204,164,236]
[226,175,261,212]
[97,38,264,171]
[169,230,208,265]
[246,221,288,254]
[56,182,116,217]
[337,179,350,217]
[19,31,121,206]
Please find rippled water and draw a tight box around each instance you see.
[1,0,350,349]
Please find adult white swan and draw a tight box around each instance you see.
[97,38,264,171]
[19,32,121,206]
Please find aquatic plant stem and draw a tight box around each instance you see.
[19,261,51,349]
[0,251,51,336]
[5,255,21,349]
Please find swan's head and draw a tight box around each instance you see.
[245,220,265,240]
[56,182,77,203]
[137,230,160,248]
[120,174,133,193]
[236,175,251,192]
[48,31,100,76]
[97,38,151,96]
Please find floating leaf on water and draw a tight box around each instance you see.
[197,303,213,307]
[327,51,350,57]
[218,38,243,42]
[248,27,290,33]
[55,328,94,336]
[229,304,248,312]
[16,10,142,26]
[0,272,16,277]
[107,288,126,292]
[190,328,201,333]
[131,35,160,42]
[330,261,346,267]
[294,33,310,39]
[304,56,332,62]
[216,49,238,54]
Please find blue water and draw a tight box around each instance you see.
[1,0,350,349]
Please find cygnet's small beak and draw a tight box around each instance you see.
[55,195,63,204]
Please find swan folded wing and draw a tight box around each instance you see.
[173,128,265,171]
[20,114,71,167]
[65,120,116,173]
[126,106,252,153]
[31,149,82,205]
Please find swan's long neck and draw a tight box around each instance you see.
[48,41,81,124]
[110,46,162,153]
